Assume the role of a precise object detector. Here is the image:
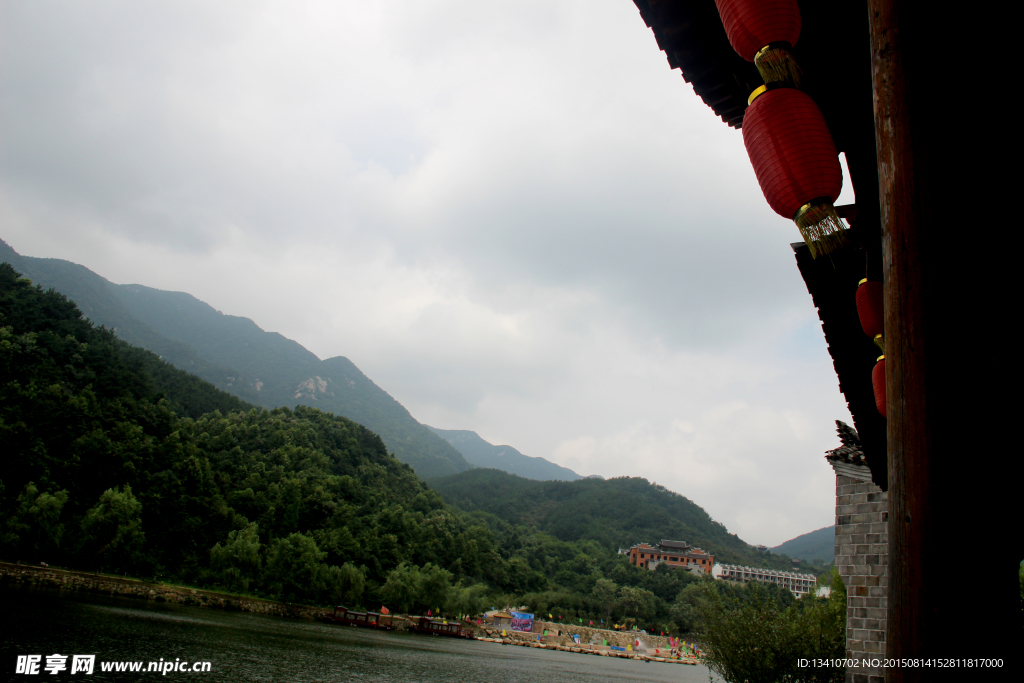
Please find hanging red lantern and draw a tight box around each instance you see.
[855,279,884,338]
[743,86,846,257]
[872,356,886,418]
[714,0,802,85]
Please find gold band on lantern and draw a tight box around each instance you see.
[858,278,868,286]
[793,197,849,258]
[754,42,802,88]
[877,355,885,362]
[748,85,768,105]
[873,333,885,353]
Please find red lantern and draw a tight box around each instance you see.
[743,87,846,257]
[714,0,801,85]
[855,279,884,338]
[872,356,886,418]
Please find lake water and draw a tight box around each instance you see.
[3,585,720,682]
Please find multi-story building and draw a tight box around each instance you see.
[625,540,714,575]
[712,563,817,597]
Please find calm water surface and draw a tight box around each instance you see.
[3,585,720,682]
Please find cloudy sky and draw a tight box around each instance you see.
[0,0,855,546]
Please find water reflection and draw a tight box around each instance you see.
[3,585,719,682]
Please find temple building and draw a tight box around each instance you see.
[625,540,714,574]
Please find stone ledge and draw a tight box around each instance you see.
[0,561,323,620]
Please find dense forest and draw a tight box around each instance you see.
[430,469,821,572]
[0,264,486,600]
[0,264,826,633]
[0,239,470,479]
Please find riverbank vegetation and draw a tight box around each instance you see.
[694,569,847,683]
[1,264,828,638]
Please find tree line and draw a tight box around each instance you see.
[1,262,841,650]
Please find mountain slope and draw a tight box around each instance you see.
[105,282,470,479]
[772,525,835,563]
[0,239,471,479]
[0,247,265,405]
[0,262,482,595]
[0,261,253,422]
[428,427,581,481]
[429,468,814,571]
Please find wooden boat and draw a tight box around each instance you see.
[408,616,474,639]
[329,606,394,630]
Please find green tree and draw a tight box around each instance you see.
[1019,563,1023,615]
[324,561,366,607]
[380,562,422,613]
[669,581,704,633]
[591,578,618,618]
[791,568,846,671]
[80,486,145,573]
[264,532,328,603]
[446,582,488,617]
[618,585,657,622]
[418,563,454,614]
[377,562,453,614]
[209,523,262,593]
[0,482,68,562]
[697,578,845,683]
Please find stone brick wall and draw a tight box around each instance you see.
[834,473,888,683]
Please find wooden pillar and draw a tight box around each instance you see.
[867,0,923,671]
[869,0,1020,678]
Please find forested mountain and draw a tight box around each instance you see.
[430,468,821,572]
[0,264,498,596]
[1,267,825,631]
[428,427,581,481]
[0,239,470,479]
[772,525,835,564]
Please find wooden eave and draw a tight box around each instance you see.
[630,0,888,487]
[632,0,759,128]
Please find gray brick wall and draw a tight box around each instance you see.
[834,473,888,683]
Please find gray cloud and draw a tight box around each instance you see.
[1,0,852,545]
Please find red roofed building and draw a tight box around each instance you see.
[625,540,713,574]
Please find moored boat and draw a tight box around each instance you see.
[408,616,474,639]
[329,606,394,630]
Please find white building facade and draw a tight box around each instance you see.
[712,563,817,597]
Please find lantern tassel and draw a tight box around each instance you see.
[754,44,802,88]
[794,198,848,258]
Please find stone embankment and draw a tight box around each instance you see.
[3,562,700,666]
[473,621,698,665]
[473,630,698,665]
[529,620,675,650]
[0,561,324,620]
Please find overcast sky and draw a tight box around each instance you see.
[0,0,856,546]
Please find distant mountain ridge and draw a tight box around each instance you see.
[428,427,582,481]
[430,468,825,572]
[771,525,835,564]
[0,238,471,479]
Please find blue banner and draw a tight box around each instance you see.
[510,611,534,632]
